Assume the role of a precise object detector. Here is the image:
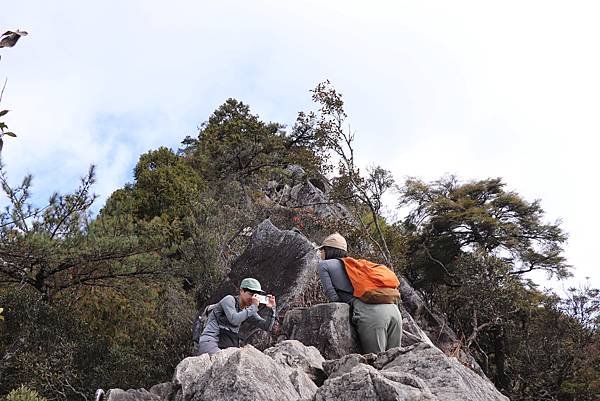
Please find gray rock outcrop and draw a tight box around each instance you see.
[262,166,474,366]
[372,343,508,401]
[264,340,327,386]
[173,345,317,401]
[100,340,508,401]
[149,383,178,401]
[282,303,361,359]
[315,364,437,401]
[398,280,481,373]
[265,166,352,221]
[315,342,508,401]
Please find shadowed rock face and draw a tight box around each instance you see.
[203,219,319,310]
[282,303,362,360]
[199,219,321,349]
[228,220,320,312]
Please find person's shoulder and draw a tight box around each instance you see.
[319,258,344,270]
[220,294,236,305]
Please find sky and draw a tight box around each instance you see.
[1,1,598,291]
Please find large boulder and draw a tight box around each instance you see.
[282,303,362,359]
[171,353,213,401]
[264,340,327,385]
[316,343,509,401]
[373,343,509,401]
[315,364,437,401]
[172,345,317,401]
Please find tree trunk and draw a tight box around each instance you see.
[493,326,511,393]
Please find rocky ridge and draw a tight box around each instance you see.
[101,339,508,401]
[97,220,509,400]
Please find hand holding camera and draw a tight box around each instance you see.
[256,294,269,304]
[265,294,276,308]
[252,294,276,308]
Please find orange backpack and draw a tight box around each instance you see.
[341,257,401,304]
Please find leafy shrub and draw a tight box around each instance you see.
[4,385,47,401]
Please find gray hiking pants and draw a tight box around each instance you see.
[197,339,220,356]
[352,300,402,354]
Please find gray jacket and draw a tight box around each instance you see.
[318,259,356,305]
[198,295,276,343]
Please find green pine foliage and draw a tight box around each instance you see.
[181,98,325,186]
[400,176,570,287]
[398,175,599,399]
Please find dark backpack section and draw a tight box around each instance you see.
[192,303,217,347]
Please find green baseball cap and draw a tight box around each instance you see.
[240,277,266,294]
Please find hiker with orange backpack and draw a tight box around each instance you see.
[316,233,402,354]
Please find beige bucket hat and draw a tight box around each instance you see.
[317,232,347,252]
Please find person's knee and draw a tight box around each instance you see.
[197,341,220,356]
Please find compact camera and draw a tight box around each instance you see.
[257,294,269,304]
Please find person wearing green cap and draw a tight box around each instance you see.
[196,277,277,356]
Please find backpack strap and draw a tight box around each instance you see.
[204,303,217,316]
[332,257,358,299]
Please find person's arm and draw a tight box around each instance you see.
[220,295,258,326]
[247,304,277,331]
[318,261,340,302]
